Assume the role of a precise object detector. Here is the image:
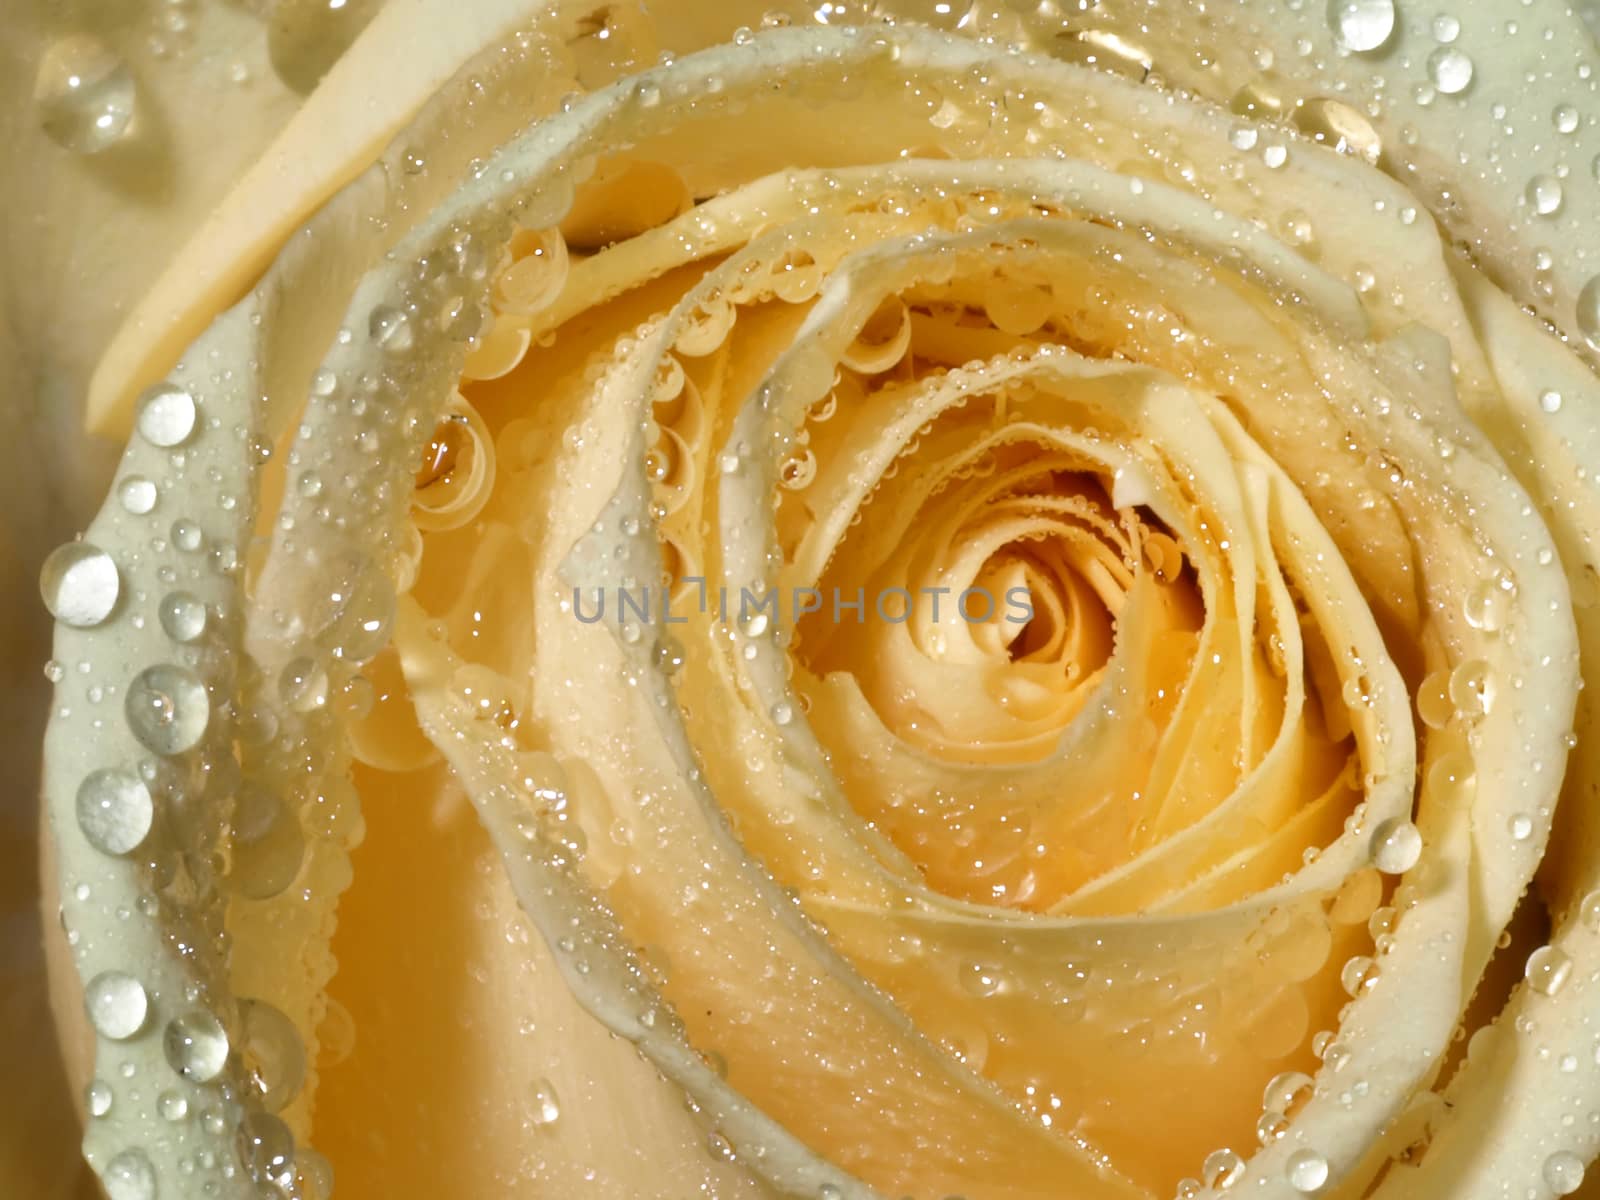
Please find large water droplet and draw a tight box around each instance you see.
[164,1009,230,1081]
[40,543,120,627]
[1287,1148,1330,1192]
[231,784,306,900]
[76,769,154,856]
[126,665,210,755]
[158,591,207,643]
[240,998,306,1112]
[1369,817,1422,873]
[238,1110,296,1187]
[1526,945,1573,996]
[34,36,136,154]
[85,971,149,1040]
[1327,0,1394,51]
[102,1147,157,1200]
[1545,1150,1586,1195]
[135,383,198,448]
[1427,47,1474,94]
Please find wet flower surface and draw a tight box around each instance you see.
[12,1,1600,1198]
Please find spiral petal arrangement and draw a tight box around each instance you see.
[38,4,1600,1200]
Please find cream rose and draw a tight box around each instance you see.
[24,2,1600,1200]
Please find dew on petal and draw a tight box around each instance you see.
[40,543,120,628]
[85,971,149,1040]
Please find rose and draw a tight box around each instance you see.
[24,2,1600,1199]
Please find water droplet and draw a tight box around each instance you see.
[1540,389,1564,414]
[369,305,414,353]
[1448,659,1495,716]
[103,1147,156,1200]
[238,1110,296,1186]
[530,1078,561,1126]
[86,1080,113,1117]
[164,1009,229,1081]
[1295,98,1382,163]
[1328,0,1394,52]
[239,998,306,1111]
[279,657,329,713]
[1463,580,1509,631]
[1553,104,1580,134]
[1370,817,1422,873]
[268,0,380,93]
[1427,47,1474,94]
[1508,812,1534,841]
[118,476,158,515]
[1287,1148,1330,1192]
[1580,889,1600,931]
[157,1090,188,1122]
[1577,275,1600,352]
[1527,175,1564,216]
[1526,945,1573,996]
[959,960,1007,997]
[158,591,207,643]
[34,36,136,154]
[1257,1110,1289,1143]
[76,769,154,856]
[126,664,210,755]
[40,543,119,627]
[231,785,306,900]
[85,971,149,1040]
[1264,1071,1315,1114]
[1430,14,1460,41]
[1341,955,1378,995]
[312,552,395,663]
[1545,1150,1586,1195]
[1203,1148,1245,1189]
[135,383,198,448]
